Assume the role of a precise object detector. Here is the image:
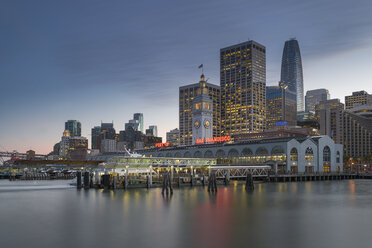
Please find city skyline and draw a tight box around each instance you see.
[1,0,372,154]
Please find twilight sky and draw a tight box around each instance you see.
[1,0,372,154]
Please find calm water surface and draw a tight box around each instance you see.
[0,180,371,248]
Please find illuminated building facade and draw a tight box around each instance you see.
[345,90,372,110]
[220,40,266,136]
[266,83,297,129]
[179,78,221,146]
[280,38,304,112]
[192,75,213,145]
[138,135,343,174]
[59,130,88,160]
[65,120,81,137]
[305,89,330,113]
[166,128,180,147]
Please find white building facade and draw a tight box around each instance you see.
[138,136,343,174]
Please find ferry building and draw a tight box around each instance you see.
[138,135,343,174]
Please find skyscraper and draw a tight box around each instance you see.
[266,83,297,129]
[220,40,266,136]
[133,113,144,133]
[305,89,330,113]
[64,120,81,137]
[280,38,304,112]
[179,76,221,146]
[91,126,101,150]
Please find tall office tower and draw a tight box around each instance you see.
[305,89,330,113]
[220,40,266,136]
[91,126,101,150]
[146,125,158,137]
[280,38,304,112]
[345,90,372,109]
[266,83,297,129]
[179,76,221,146]
[166,128,180,146]
[133,113,144,133]
[64,120,81,137]
[100,122,116,140]
[317,99,344,144]
[192,75,213,145]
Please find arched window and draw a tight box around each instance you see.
[175,152,181,158]
[241,148,253,156]
[216,149,226,158]
[255,147,269,156]
[184,151,191,158]
[305,147,314,161]
[290,148,298,161]
[204,150,213,158]
[323,146,331,162]
[271,146,285,155]
[194,151,202,158]
[228,149,239,157]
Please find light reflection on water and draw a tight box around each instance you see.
[0,180,371,248]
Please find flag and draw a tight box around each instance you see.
[198,64,203,69]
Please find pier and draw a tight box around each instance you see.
[2,156,371,190]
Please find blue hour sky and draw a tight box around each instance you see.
[1,0,372,153]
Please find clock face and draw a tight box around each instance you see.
[204,120,210,128]
[194,121,200,128]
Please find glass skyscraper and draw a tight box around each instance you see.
[64,120,81,137]
[280,38,304,112]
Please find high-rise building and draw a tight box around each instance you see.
[146,125,158,137]
[266,83,297,129]
[100,122,116,140]
[343,105,372,157]
[317,99,344,144]
[345,90,372,110]
[179,77,221,146]
[59,130,88,160]
[91,126,101,150]
[305,89,330,113]
[64,120,81,137]
[280,38,304,112]
[220,40,266,136]
[166,128,180,146]
[133,113,144,133]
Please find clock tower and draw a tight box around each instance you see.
[192,74,213,145]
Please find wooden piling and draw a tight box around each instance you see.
[76,171,82,189]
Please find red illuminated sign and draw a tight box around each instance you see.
[155,142,170,148]
[196,136,231,144]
